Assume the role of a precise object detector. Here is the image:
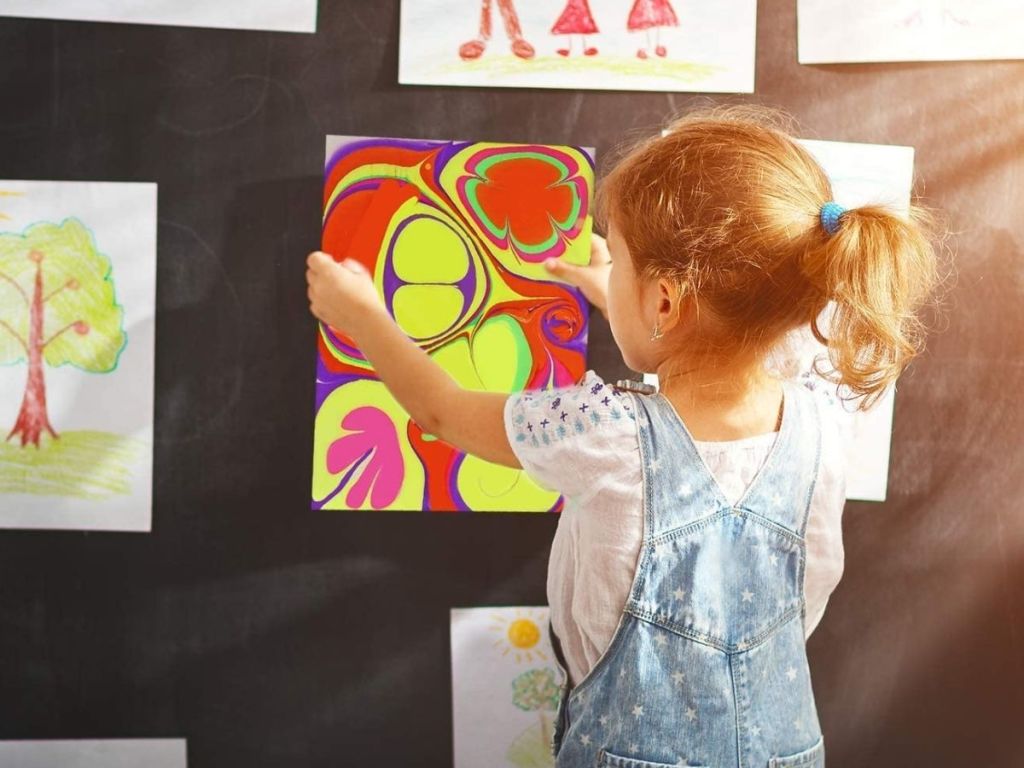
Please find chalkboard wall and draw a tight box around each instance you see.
[2,1,1023,765]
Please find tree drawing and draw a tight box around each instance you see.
[0,219,126,448]
[507,667,560,767]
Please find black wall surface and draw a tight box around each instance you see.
[2,1,1023,765]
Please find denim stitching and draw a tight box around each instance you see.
[622,605,804,654]
[649,507,804,550]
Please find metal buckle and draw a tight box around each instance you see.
[612,378,657,395]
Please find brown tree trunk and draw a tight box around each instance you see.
[7,253,56,447]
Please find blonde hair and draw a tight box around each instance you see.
[597,105,942,410]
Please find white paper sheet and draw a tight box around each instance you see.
[798,0,1024,63]
[643,137,916,502]
[0,740,186,768]
[0,1,318,33]
[400,0,758,93]
[791,139,914,502]
[0,180,156,530]
[451,606,562,768]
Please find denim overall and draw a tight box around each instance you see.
[547,379,826,768]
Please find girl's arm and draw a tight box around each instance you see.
[306,251,520,469]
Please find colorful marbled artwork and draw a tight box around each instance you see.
[313,137,593,512]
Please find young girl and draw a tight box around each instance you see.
[306,107,938,767]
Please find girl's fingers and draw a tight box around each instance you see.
[545,258,587,287]
[308,250,338,272]
[342,258,370,276]
[590,234,611,265]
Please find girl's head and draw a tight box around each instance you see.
[598,106,941,409]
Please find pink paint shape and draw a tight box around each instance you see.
[326,406,404,509]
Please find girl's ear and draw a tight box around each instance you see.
[656,276,689,334]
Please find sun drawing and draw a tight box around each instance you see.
[490,608,549,664]
[0,190,19,220]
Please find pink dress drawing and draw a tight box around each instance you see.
[627,0,678,58]
[551,0,600,57]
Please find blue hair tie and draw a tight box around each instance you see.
[820,201,846,236]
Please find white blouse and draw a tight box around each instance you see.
[504,370,847,688]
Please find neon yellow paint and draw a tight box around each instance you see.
[0,430,143,499]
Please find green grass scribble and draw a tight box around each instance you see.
[0,430,144,499]
[431,54,721,83]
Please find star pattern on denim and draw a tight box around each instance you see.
[539,378,825,759]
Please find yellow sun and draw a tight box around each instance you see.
[490,607,549,664]
[0,190,20,220]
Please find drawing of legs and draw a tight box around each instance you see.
[552,0,600,57]
[459,0,535,61]
[627,0,678,59]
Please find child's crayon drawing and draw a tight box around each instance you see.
[313,136,593,512]
[0,181,156,531]
[451,607,561,768]
[551,0,600,58]
[0,0,317,32]
[799,0,1024,63]
[400,0,757,93]
[0,739,187,768]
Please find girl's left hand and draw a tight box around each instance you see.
[306,251,384,334]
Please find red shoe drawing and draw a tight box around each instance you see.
[557,47,571,56]
[637,48,648,59]
[584,46,598,56]
[655,45,667,57]
[459,39,487,60]
[512,37,535,59]
[460,0,535,61]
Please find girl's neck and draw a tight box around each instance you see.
[656,360,784,442]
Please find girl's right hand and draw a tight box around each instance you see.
[544,233,611,319]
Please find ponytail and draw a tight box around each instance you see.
[595,106,943,404]
[800,203,939,410]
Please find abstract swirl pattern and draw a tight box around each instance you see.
[313,137,593,512]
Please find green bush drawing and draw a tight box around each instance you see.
[506,667,560,768]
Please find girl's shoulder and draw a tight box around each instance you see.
[507,369,635,424]
[503,370,640,496]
